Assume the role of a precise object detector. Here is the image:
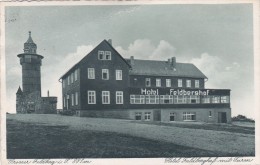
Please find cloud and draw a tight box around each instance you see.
[41,45,94,108]
[187,53,254,118]
[116,39,176,60]
[225,62,240,71]
[187,53,241,89]
[151,40,176,60]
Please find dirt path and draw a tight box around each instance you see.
[7,114,255,155]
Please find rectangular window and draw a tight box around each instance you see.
[145,95,159,104]
[170,113,175,121]
[156,79,161,87]
[145,78,151,87]
[221,96,230,103]
[160,95,173,104]
[88,68,95,79]
[105,51,111,60]
[25,55,32,62]
[195,80,200,88]
[183,112,196,121]
[116,70,122,80]
[62,80,65,88]
[71,94,74,106]
[209,111,212,117]
[144,112,151,121]
[75,92,78,105]
[166,79,171,87]
[74,69,78,81]
[135,112,142,120]
[98,51,104,60]
[202,96,210,103]
[71,73,74,84]
[116,91,123,104]
[102,91,110,104]
[186,95,200,104]
[130,95,145,104]
[67,76,70,85]
[178,79,182,87]
[212,96,220,103]
[102,69,109,80]
[88,91,96,104]
[174,95,186,104]
[186,80,191,88]
[63,97,66,107]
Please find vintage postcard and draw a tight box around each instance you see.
[1,0,259,165]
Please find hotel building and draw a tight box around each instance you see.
[60,40,231,123]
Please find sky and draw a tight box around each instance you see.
[4,4,255,118]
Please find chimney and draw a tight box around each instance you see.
[47,90,49,97]
[171,57,176,69]
[108,39,112,46]
[130,56,134,66]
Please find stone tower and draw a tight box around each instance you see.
[16,31,44,113]
[16,31,57,114]
[17,31,43,96]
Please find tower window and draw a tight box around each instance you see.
[24,55,32,62]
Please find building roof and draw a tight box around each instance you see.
[25,31,35,44]
[59,40,131,80]
[126,59,207,78]
[16,86,23,95]
[59,39,207,80]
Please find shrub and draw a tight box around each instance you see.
[60,110,74,116]
[232,115,255,123]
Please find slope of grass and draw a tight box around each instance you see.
[131,121,255,135]
[7,119,229,159]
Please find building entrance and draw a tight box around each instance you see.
[170,113,175,121]
[218,112,227,123]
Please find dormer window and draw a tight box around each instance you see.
[98,51,111,60]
